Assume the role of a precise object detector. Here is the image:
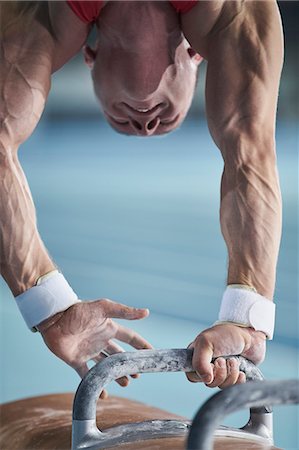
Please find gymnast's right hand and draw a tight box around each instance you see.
[38,299,152,396]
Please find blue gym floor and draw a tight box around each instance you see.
[0,119,298,449]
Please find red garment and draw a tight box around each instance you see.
[67,1,197,24]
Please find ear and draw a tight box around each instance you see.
[187,47,203,66]
[83,45,97,69]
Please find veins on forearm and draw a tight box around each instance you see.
[0,152,35,271]
[0,145,54,294]
[220,159,282,298]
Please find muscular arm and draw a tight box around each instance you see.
[182,0,283,299]
[180,1,283,386]
[0,5,151,385]
[0,3,56,295]
[0,1,89,295]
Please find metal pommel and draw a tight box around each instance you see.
[187,379,299,450]
[73,349,193,421]
[71,349,271,450]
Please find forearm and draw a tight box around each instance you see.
[195,2,283,299]
[220,138,282,299]
[0,143,55,296]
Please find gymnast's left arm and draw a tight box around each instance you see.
[181,1,284,387]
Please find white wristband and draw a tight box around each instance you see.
[15,272,80,331]
[218,286,276,339]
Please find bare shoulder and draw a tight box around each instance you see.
[0,2,54,88]
[0,2,55,147]
[181,0,282,59]
[0,2,90,73]
[48,1,90,71]
[0,2,54,67]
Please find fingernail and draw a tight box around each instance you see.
[201,374,212,382]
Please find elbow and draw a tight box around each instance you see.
[219,125,278,173]
[0,140,18,171]
[218,128,281,202]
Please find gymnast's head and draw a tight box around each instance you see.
[83,1,201,136]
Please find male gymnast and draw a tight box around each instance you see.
[0,1,283,393]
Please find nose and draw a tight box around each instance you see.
[129,116,161,135]
[119,102,167,136]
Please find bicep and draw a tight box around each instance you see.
[48,1,90,71]
[0,14,53,148]
[1,56,51,149]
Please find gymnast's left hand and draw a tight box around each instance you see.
[38,298,152,397]
[186,323,266,389]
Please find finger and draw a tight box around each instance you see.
[185,371,201,383]
[186,343,204,383]
[192,335,214,384]
[206,357,228,388]
[100,389,108,399]
[237,371,246,384]
[104,341,125,355]
[218,358,241,389]
[75,363,89,379]
[115,324,153,350]
[115,377,129,387]
[99,299,149,320]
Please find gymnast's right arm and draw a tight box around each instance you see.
[0,5,56,295]
[1,4,152,383]
[0,1,90,294]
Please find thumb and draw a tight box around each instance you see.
[100,299,149,320]
[75,363,89,379]
[192,337,214,384]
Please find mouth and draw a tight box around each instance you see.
[135,108,151,113]
[105,111,180,130]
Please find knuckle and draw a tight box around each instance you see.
[228,358,239,372]
[195,334,213,353]
[196,333,210,346]
[127,331,136,345]
[121,306,130,316]
[103,318,117,335]
[109,319,118,333]
[100,298,111,306]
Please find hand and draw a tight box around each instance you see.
[186,323,266,388]
[39,298,152,397]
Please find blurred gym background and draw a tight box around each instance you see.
[0,2,298,449]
